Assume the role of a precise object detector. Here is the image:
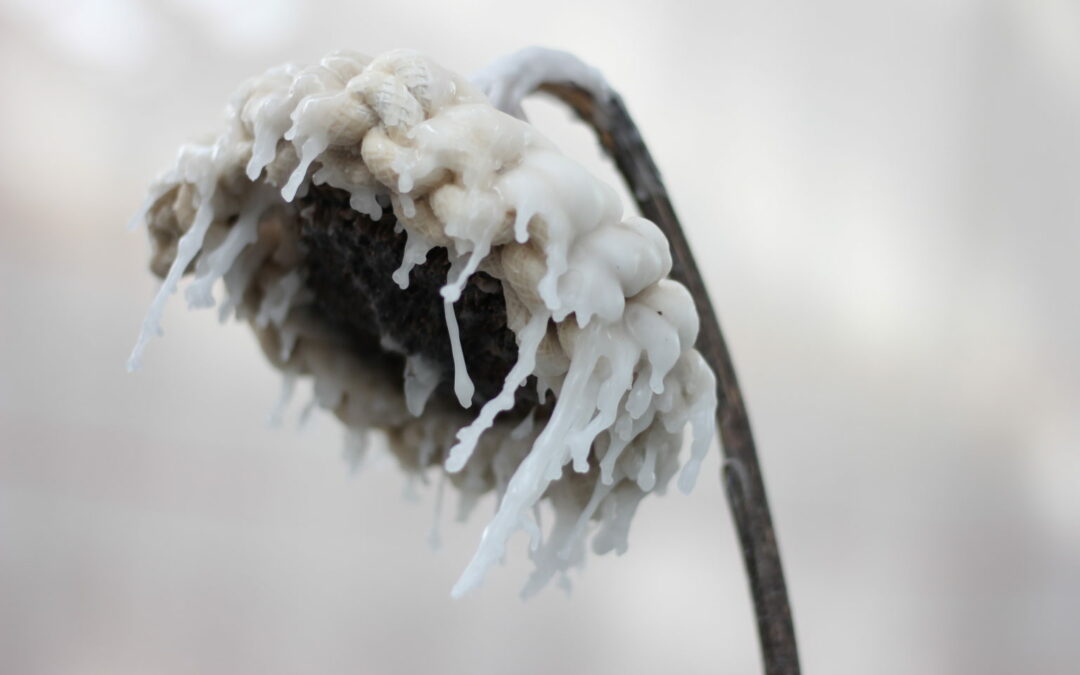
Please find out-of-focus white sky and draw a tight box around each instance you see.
[1,1,1078,673]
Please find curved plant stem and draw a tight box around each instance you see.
[536,81,801,675]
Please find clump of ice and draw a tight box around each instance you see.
[129,49,717,597]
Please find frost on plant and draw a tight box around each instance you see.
[128,49,717,596]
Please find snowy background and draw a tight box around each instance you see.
[1,1,1078,673]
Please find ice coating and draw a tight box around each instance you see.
[128,49,717,596]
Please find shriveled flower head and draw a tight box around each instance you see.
[129,49,717,596]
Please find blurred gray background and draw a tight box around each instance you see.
[1,1,1078,673]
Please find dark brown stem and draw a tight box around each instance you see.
[538,82,800,675]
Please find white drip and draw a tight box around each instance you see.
[127,183,172,232]
[281,136,328,202]
[268,372,297,426]
[591,483,646,555]
[392,229,433,289]
[278,324,299,362]
[403,354,441,417]
[439,243,486,304]
[428,470,446,550]
[344,429,371,472]
[439,217,500,303]
[311,163,383,220]
[245,67,300,180]
[451,329,604,596]
[677,352,718,494]
[217,237,271,322]
[637,440,658,491]
[442,253,475,409]
[445,312,549,472]
[600,406,657,484]
[255,270,305,329]
[443,299,474,409]
[559,479,614,560]
[185,188,273,308]
[127,156,217,372]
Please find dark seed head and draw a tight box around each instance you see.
[297,184,539,413]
